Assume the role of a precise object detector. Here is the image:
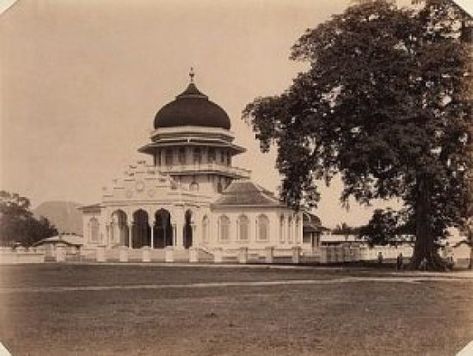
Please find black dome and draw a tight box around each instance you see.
[154,83,231,130]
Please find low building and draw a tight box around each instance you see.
[302,212,328,252]
[33,233,84,257]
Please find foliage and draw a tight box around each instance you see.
[0,191,58,246]
[243,0,472,269]
[332,222,360,236]
[358,208,414,246]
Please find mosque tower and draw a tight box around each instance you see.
[138,69,249,195]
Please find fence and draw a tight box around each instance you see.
[0,244,415,265]
[316,245,413,264]
[0,247,46,264]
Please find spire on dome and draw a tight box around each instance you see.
[176,68,207,99]
[189,67,195,83]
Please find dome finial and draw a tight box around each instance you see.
[189,67,195,83]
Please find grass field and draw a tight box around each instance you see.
[0,264,472,355]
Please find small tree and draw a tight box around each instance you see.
[359,208,404,246]
[0,191,57,246]
[332,222,360,239]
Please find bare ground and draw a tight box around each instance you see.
[0,264,472,356]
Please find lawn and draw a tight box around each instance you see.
[0,264,472,355]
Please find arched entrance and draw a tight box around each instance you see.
[111,210,129,247]
[183,210,193,249]
[133,210,150,248]
[154,209,173,248]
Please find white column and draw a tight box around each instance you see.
[172,224,176,246]
[172,209,185,249]
[128,222,133,249]
[106,224,111,247]
[293,219,297,244]
[150,224,154,248]
[176,223,184,249]
[191,224,197,247]
[161,150,165,167]
[280,217,285,244]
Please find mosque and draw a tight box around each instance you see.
[79,71,321,261]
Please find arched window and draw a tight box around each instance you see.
[89,217,100,243]
[217,181,223,193]
[257,215,270,241]
[226,152,231,166]
[279,215,285,243]
[165,149,173,165]
[219,215,231,242]
[193,147,201,164]
[220,150,225,164]
[202,216,209,243]
[295,217,301,243]
[288,216,293,243]
[237,215,249,241]
[111,210,128,245]
[156,150,162,166]
[208,148,216,163]
[178,147,186,164]
[189,181,199,191]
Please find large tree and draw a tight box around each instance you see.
[243,0,472,270]
[0,191,58,246]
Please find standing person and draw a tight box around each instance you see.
[377,251,383,265]
[419,257,428,271]
[396,253,403,271]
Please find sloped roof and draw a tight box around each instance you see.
[33,234,84,247]
[212,180,283,207]
[452,0,472,19]
[303,211,329,233]
[80,203,101,209]
[453,239,472,248]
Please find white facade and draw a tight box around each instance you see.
[80,78,304,258]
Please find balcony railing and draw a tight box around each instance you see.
[158,163,250,178]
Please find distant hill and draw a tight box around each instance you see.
[33,201,83,235]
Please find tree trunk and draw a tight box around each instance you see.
[409,174,448,271]
[468,240,473,269]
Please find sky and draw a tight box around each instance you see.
[0,0,406,228]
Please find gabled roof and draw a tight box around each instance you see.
[212,179,283,207]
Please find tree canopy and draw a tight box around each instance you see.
[0,191,58,246]
[243,0,472,269]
